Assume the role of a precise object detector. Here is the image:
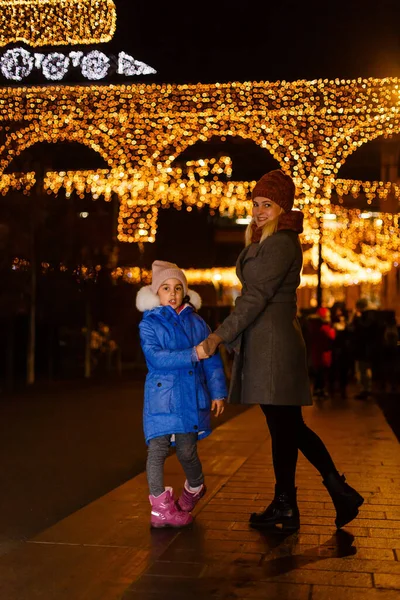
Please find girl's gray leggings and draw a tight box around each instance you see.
[147,433,204,497]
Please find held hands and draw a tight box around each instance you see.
[211,399,225,417]
[195,343,210,360]
[201,333,223,357]
[195,332,223,360]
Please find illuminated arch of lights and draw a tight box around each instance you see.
[1,77,400,287]
[0,121,125,173]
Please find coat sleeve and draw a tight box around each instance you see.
[139,319,197,370]
[214,234,296,345]
[195,316,228,400]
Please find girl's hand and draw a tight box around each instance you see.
[211,399,225,417]
[196,344,210,360]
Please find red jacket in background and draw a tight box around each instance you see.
[308,318,336,368]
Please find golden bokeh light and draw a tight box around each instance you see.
[1,78,400,287]
[0,0,116,47]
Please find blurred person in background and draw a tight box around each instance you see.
[381,312,399,393]
[349,299,379,400]
[308,307,336,400]
[329,303,351,399]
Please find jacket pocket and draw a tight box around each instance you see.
[146,373,175,415]
[197,376,211,410]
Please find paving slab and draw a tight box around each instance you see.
[1,397,399,600]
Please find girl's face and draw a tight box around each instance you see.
[157,278,184,311]
[252,197,282,227]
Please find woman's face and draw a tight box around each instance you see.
[157,278,184,310]
[252,197,282,227]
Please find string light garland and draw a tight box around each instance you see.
[81,51,110,81]
[40,164,399,271]
[41,53,70,81]
[0,48,157,81]
[0,0,117,47]
[4,166,400,284]
[0,171,35,194]
[335,179,400,204]
[2,78,400,180]
[9,259,378,289]
[117,53,158,77]
[0,1,156,82]
[11,257,100,280]
[1,78,400,288]
[109,264,382,289]
[0,48,34,81]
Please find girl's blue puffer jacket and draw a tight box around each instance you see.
[137,286,228,444]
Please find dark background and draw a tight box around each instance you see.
[5,0,400,85]
[110,0,400,83]
[2,0,400,385]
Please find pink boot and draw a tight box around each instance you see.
[149,487,193,528]
[177,481,207,512]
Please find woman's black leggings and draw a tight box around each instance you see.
[260,405,337,492]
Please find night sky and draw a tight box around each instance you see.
[3,1,399,86]
[108,0,400,84]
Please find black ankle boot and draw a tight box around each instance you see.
[249,486,300,532]
[323,472,364,529]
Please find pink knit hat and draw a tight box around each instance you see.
[150,260,188,295]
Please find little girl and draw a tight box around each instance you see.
[136,260,227,528]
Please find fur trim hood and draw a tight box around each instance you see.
[136,285,202,312]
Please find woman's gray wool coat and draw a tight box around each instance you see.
[215,230,312,407]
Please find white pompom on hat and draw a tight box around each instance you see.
[150,260,188,296]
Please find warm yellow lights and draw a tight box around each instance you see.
[0,171,35,194]
[335,179,400,204]
[0,0,117,47]
[38,165,400,286]
[44,169,112,200]
[9,259,385,289]
[110,264,382,289]
[1,77,400,288]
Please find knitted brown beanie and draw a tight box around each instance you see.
[252,169,296,213]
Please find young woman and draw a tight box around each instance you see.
[201,169,364,532]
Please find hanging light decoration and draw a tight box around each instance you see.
[1,77,400,287]
[0,0,117,47]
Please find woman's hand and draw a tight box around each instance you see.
[202,333,223,356]
[196,344,210,360]
[211,399,225,417]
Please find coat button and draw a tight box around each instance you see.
[193,425,198,430]
[189,371,193,376]
[157,382,162,387]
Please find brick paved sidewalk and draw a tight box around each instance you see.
[0,398,399,599]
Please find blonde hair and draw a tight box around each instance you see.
[244,208,284,246]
